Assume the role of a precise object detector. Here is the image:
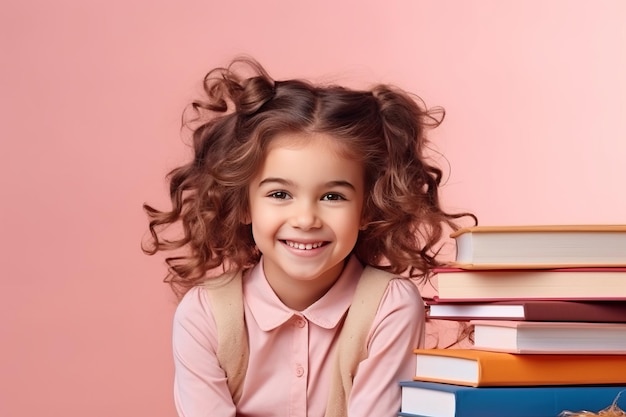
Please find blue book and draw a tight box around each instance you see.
[399,380,626,417]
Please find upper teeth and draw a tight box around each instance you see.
[286,241,323,250]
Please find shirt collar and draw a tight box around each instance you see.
[244,256,363,331]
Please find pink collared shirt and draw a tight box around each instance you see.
[172,256,425,417]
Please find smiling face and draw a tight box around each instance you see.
[248,132,365,309]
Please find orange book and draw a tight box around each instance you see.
[450,224,626,269]
[413,348,626,387]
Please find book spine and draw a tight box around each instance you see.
[400,382,626,417]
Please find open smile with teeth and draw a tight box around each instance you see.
[284,240,326,250]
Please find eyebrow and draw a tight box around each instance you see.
[258,177,356,190]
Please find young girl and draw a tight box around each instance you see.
[144,57,475,417]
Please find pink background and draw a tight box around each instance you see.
[2,1,625,416]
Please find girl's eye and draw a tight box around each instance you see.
[268,191,290,200]
[322,193,346,201]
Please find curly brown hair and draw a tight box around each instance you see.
[143,57,476,299]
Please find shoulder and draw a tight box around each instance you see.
[378,275,425,318]
[386,276,424,301]
[174,271,243,323]
[173,285,217,335]
[364,274,425,351]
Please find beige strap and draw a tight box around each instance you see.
[204,270,249,404]
[324,266,396,417]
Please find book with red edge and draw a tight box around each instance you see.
[426,299,626,322]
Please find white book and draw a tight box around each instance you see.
[471,320,626,354]
[450,224,626,268]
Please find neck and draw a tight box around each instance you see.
[263,262,346,311]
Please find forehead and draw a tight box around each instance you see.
[257,132,364,181]
[266,131,350,155]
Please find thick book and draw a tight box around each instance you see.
[471,320,626,354]
[450,224,626,269]
[412,348,626,386]
[426,299,626,321]
[433,267,626,301]
[399,380,626,417]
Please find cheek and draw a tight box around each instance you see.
[249,202,271,223]
[333,214,362,241]
[249,205,279,237]
[249,221,266,249]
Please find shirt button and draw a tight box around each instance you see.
[295,364,305,377]
[295,318,306,328]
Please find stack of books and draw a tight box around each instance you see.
[399,224,626,417]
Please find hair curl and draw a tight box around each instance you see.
[143,57,476,299]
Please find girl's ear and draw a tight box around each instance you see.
[359,196,371,231]
[242,210,252,225]
[359,213,370,230]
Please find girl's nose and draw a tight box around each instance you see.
[289,202,322,230]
